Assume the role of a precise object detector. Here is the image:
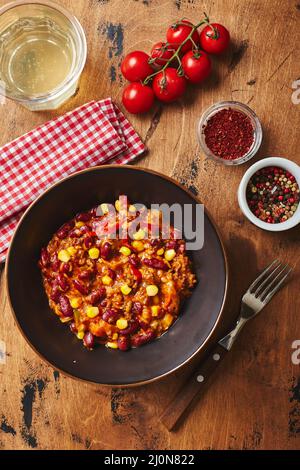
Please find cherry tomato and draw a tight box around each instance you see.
[152,68,186,103]
[199,23,230,55]
[181,50,212,84]
[121,51,153,82]
[150,41,175,67]
[166,20,200,54]
[122,82,154,114]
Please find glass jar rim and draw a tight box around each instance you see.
[0,0,87,104]
[197,100,263,166]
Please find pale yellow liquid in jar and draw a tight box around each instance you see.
[9,37,72,95]
[0,17,74,97]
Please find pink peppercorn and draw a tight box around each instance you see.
[246,166,299,224]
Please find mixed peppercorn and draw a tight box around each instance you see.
[203,108,254,161]
[246,167,300,223]
[39,199,196,351]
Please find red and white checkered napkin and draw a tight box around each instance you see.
[0,98,146,262]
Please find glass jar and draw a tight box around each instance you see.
[0,0,87,111]
[197,101,263,166]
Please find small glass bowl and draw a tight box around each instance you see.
[197,101,263,166]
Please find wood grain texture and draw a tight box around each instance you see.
[0,0,300,450]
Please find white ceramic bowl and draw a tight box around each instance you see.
[238,157,300,231]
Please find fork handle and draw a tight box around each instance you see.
[160,344,227,431]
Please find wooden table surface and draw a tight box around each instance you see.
[0,0,300,451]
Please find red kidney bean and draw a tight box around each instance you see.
[73,279,90,295]
[165,240,177,250]
[132,302,143,315]
[57,227,69,239]
[60,262,73,276]
[84,236,94,249]
[57,221,74,239]
[80,225,90,235]
[78,269,94,281]
[88,287,106,306]
[119,320,139,336]
[69,229,81,238]
[69,322,77,334]
[150,239,161,247]
[131,330,156,347]
[56,273,69,292]
[118,336,131,351]
[129,254,140,268]
[100,242,112,260]
[102,308,119,324]
[100,299,107,308]
[137,318,149,330]
[156,308,166,319]
[83,332,95,349]
[40,248,50,267]
[50,286,61,303]
[51,255,61,272]
[76,211,92,222]
[59,294,73,317]
[143,257,168,270]
[107,268,116,280]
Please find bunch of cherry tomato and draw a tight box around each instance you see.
[121,17,230,114]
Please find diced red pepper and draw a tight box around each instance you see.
[130,265,142,283]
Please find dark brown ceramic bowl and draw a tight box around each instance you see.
[6,165,228,386]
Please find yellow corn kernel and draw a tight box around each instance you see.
[120,284,132,296]
[70,298,82,309]
[67,246,77,256]
[75,221,85,228]
[102,275,113,286]
[153,295,160,305]
[77,331,85,340]
[112,333,119,340]
[162,313,173,329]
[57,249,71,263]
[116,318,128,330]
[106,341,118,349]
[77,324,86,332]
[151,305,161,317]
[132,240,144,252]
[115,200,120,212]
[150,320,159,329]
[86,306,99,319]
[100,203,109,215]
[60,316,72,323]
[133,229,145,240]
[129,204,136,213]
[157,248,164,256]
[164,249,176,261]
[146,285,159,296]
[88,247,100,259]
[119,246,131,256]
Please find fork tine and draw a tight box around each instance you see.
[258,264,291,300]
[253,261,282,297]
[248,259,279,293]
[262,267,292,304]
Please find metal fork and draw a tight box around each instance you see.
[161,260,292,431]
[219,259,292,350]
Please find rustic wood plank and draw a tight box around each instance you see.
[0,0,300,450]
